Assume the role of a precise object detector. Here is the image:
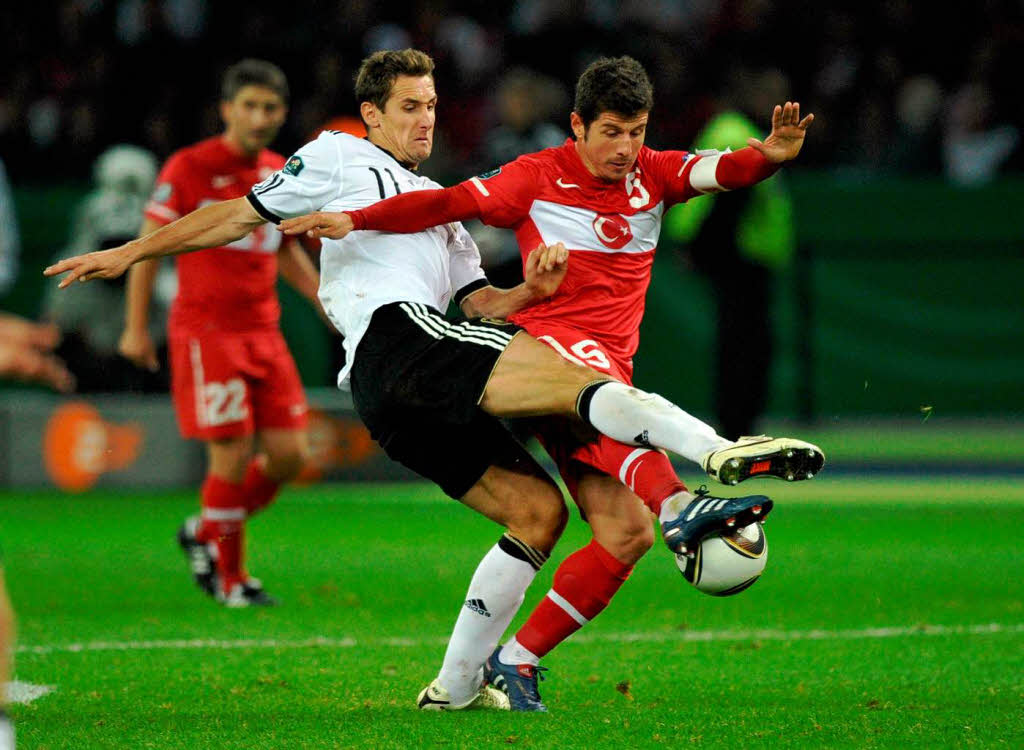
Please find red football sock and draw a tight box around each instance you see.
[516,539,633,658]
[195,474,248,593]
[607,442,687,515]
[242,456,281,518]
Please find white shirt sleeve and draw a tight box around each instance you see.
[247,132,342,222]
[447,222,489,304]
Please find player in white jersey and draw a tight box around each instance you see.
[47,49,800,711]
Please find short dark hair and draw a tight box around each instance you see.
[574,56,653,128]
[221,59,289,102]
[355,49,435,117]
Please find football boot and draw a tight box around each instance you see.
[702,435,824,486]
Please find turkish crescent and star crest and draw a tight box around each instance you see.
[592,213,633,249]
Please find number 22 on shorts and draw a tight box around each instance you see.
[202,378,249,426]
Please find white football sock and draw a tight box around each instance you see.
[658,490,696,525]
[499,636,541,667]
[436,540,542,705]
[580,382,732,464]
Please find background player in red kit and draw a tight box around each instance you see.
[280,56,820,708]
[120,60,323,607]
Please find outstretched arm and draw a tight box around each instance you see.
[45,197,265,288]
[746,101,814,164]
[278,183,480,241]
[674,101,814,203]
[461,243,568,319]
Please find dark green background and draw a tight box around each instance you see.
[11,175,1024,418]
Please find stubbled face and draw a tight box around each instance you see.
[364,75,436,166]
[221,85,288,155]
[572,110,649,182]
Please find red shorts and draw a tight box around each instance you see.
[521,321,671,501]
[169,327,308,441]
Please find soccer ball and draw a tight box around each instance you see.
[676,523,768,596]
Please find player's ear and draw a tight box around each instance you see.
[360,101,381,129]
[570,112,585,141]
[219,99,233,127]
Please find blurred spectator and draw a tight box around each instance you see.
[42,144,171,393]
[0,158,19,297]
[0,5,1022,192]
[482,68,567,167]
[473,69,568,288]
[892,75,944,173]
[943,82,1021,186]
[662,66,796,440]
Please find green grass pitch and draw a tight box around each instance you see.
[3,476,1023,748]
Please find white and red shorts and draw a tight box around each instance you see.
[169,327,307,441]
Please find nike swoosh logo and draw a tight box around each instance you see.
[555,178,580,189]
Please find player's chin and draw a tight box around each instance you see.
[411,140,432,160]
[247,132,276,150]
[604,163,631,180]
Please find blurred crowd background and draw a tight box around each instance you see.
[2,0,1022,185]
[0,1,1020,422]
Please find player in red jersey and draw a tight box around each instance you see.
[120,60,323,607]
[279,56,822,708]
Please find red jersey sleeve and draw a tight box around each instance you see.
[348,184,479,232]
[460,157,540,228]
[145,152,193,225]
[647,147,779,208]
[347,156,540,233]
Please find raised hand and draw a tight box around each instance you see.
[278,212,354,240]
[747,102,814,163]
[524,242,569,300]
[44,246,135,289]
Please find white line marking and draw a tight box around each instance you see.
[16,623,1024,657]
[5,681,56,704]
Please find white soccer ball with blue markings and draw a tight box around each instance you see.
[676,522,768,596]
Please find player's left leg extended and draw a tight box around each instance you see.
[479,334,825,484]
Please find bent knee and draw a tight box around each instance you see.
[595,522,655,565]
[508,492,567,552]
[264,449,308,482]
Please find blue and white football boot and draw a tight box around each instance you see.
[661,486,773,558]
[484,647,548,712]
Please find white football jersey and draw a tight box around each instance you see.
[247,132,488,387]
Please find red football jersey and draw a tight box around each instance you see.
[463,139,703,365]
[146,136,285,333]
